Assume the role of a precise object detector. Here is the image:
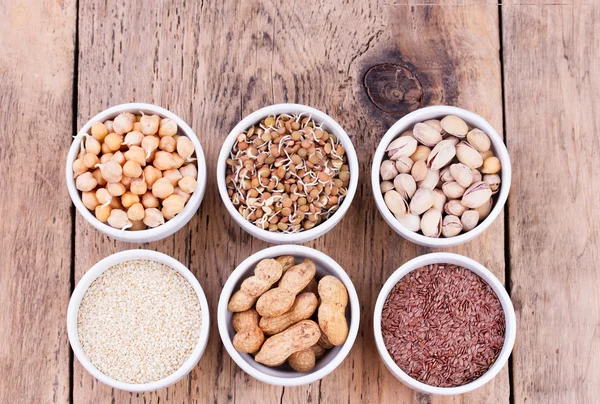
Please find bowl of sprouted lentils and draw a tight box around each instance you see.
[373,253,516,395]
[217,104,359,244]
[67,250,210,392]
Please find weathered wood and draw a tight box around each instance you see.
[503,4,600,403]
[0,0,75,403]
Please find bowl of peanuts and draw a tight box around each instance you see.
[217,104,359,244]
[217,245,360,386]
[66,103,207,243]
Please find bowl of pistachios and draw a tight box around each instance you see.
[371,106,511,247]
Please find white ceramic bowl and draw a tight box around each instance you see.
[217,245,359,386]
[67,249,210,392]
[371,106,511,247]
[66,103,207,243]
[373,253,516,395]
[217,104,359,244]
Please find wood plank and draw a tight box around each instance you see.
[503,4,600,403]
[0,0,75,403]
[74,1,507,403]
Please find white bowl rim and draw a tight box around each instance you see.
[216,103,359,244]
[373,252,516,395]
[371,105,511,247]
[67,249,211,392]
[217,244,360,386]
[65,102,207,243]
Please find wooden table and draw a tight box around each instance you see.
[1,0,598,403]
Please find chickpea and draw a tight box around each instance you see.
[127,202,145,221]
[111,151,125,165]
[179,164,197,179]
[83,153,100,169]
[120,175,133,190]
[76,172,97,192]
[101,142,111,154]
[140,114,160,135]
[153,151,175,170]
[104,133,122,151]
[130,220,146,230]
[142,135,159,159]
[178,176,197,193]
[143,165,162,189]
[95,187,112,206]
[123,160,142,178]
[91,122,108,141]
[151,178,174,199]
[113,113,133,135]
[132,122,143,132]
[121,192,140,208]
[143,208,165,227]
[92,168,107,186]
[82,191,99,210]
[123,131,144,147]
[100,153,113,164]
[97,160,122,183]
[124,112,136,122]
[176,137,195,160]
[107,182,126,197]
[173,187,191,203]
[171,152,185,169]
[159,136,176,152]
[85,136,101,155]
[162,169,182,186]
[95,205,112,223]
[162,194,185,220]
[104,120,114,133]
[158,118,177,137]
[141,192,159,208]
[73,158,87,176]
[481,156,501,174]
[109,196,123,209]
[107,209,132,230]
[130,177,147,195]
[121,146,145,167]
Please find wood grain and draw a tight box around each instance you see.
[0,0,75,403]
[503,4,600,403]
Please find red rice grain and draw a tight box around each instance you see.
[381,264,505,388]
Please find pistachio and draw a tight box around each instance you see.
[410,188,435,215]
[418,169,440,190]
[427,139,456,170]
[473,197,493,220]
[461,181,492,208]
[432,188,447,210]
[380,180,394,193]
[380,160,399,181]
[456,141,483,169]
[440,166,454,183]
[413,122,442,147]
[483,174,501,194]
[410,145,432,162]
[423,119,442,132]
[461,210,480,232]
[442,181,466,199]
[411,160,427,182]
[481,156,502,174]
[421,208,442,238]
[386,135,418,160]
[445,199,467,217]
[471,168,482,183]
[395,212,421,232]
[466,128,491,152]
[384,190,408,216]
[441,215,463,237]
[440,115,468,138]
[395,156,414,174]
[449,163,473,188]
[394,173,417,200]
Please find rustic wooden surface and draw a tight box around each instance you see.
[0,0,598,403]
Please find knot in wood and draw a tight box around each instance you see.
[364,63,423,115]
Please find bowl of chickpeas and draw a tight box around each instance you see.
[66,103,207,243]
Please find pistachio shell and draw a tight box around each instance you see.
[461,210,480,231]
[481,156,502,174]
[442,215,462,237]
[380,180,394,193]
[440,115,468,138]
[410,188,435,215]
[473,197,493,220]
[483,174,501,194]
[380,160,398,181]
[386,136,418,160]
[427,139,456,171]
[466,128,491,152]
[471,168,482,183]
[395,156,414,174]
[410,145,431,162]
[432,189,447,210]
[440,166,454,183]
[449,163,473,188]
[413,122,442,147]
[384,190,408,216]
[445,199,467,217]
[456,141,483,169]
[411,160,427,182]
[421,208,442,238]
[395,212,421,232]
[393,173,417,200]
[418,169,440,190]
[442,181,466,199]
[424,119,442,132]
[461,181,492,208]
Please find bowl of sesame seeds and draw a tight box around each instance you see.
[67,250,210,392]
[217,104,359,244]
